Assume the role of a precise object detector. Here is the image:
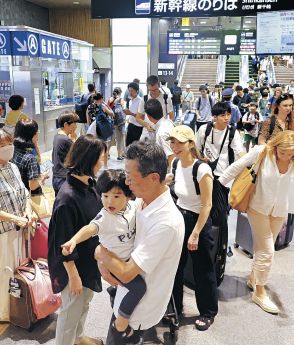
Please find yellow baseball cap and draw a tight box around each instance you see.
[167,125,195,142]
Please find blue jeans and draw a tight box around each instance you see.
[173,104,180,120]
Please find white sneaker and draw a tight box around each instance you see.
[252,293,279,314]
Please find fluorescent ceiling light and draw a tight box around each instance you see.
[245,20,252,23]
[73,1,80,4]
[200,21,207,24]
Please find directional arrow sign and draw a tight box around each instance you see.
[13,36,27,52]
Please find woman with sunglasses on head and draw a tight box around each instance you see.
[259,93,293,144]
[219,131,294,314]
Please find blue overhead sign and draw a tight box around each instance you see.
[9,31,71,60]
[0,31,12,56]
[40,34,71,60]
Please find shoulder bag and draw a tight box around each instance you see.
[229,148,267,212]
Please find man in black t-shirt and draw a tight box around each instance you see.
[52,111,80,195]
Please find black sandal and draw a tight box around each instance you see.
[195,316,214,331]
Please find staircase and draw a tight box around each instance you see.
[181,58,218,98]
[224,60,240,88]
[274,65,294,86]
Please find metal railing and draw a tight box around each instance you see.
[177,55,188,85]
[267,56,276,85]
[240,55,249,87]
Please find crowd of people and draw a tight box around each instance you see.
[0,71,293,345]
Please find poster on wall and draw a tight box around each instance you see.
[257,10,294,54]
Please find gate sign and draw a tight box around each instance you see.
[92,0,294,18]
[0,32,11,56]
[39,34,71,60]
[10,31,71,60]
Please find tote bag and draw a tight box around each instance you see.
[229,149,267,212]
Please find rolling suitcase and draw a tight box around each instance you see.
[9,228,61,330]
[234,212,254,258]
[275,214,294,250]
[235,212,294,257]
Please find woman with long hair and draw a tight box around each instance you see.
[168,125,218,331]
[219,131,294,314]
[259,93,293,144]
[48,135,106,345]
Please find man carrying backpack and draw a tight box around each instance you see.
[170,80,182,121]
[232,85,252,131]
[195,85,215,131]
[242,102,263,152]
[75,83,96,132]
[196,102,243,285]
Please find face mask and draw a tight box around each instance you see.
[0,145,14,162]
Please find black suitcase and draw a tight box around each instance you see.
[275,214,294,250]
[234,212,254,258]
[184,224,226,289]
[235,212,293,257]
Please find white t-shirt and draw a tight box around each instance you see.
[174,160,213,214]
[242,112,263,138]
[113,188,185,330]
[154,118,174,157]
[196,124,243,177]
[90,201,136,261]
[128,96,142,127]
[138,92,173,141]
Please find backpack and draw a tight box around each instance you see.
[197,95,213,110]
[113,100,126,127]
[74,93,92,123]
[144,90,169,116]
[171,86,182,103]
[171,159,229,226]
[202,122,236,168]
[95,105,114,141]
[243,112,260,132]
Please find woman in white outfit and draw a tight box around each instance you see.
[219,130,294,314]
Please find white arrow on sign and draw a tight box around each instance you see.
[13,37,27,52]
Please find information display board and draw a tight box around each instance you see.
[168,31,221,55]
[257,10,294,54]
[92,0,293,19]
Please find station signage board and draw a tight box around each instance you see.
[0,32,11,56]
[92,0,293,18]
[0,30,71,60]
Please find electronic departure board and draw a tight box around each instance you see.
[239,31,256,55]
[168,31,221,55]
[257,10,294,54]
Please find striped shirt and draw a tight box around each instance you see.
[0,162,28,234]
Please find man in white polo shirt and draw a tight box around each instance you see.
[124,82,143,147]
[136,75,174,142]
[95,141,184,345]
[144,98,175,169]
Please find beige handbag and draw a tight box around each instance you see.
[229,148,267,213]
[31,186,55,219]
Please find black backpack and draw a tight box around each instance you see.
[243,112,260,132]
[171,158,229,226]
[197,95,213,110]
[202,122,236,167]
[75,93,92,123]
[144,90,168,116]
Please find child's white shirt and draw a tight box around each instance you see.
[91,200,137,261]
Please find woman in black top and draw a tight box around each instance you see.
[48,134,106,345]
